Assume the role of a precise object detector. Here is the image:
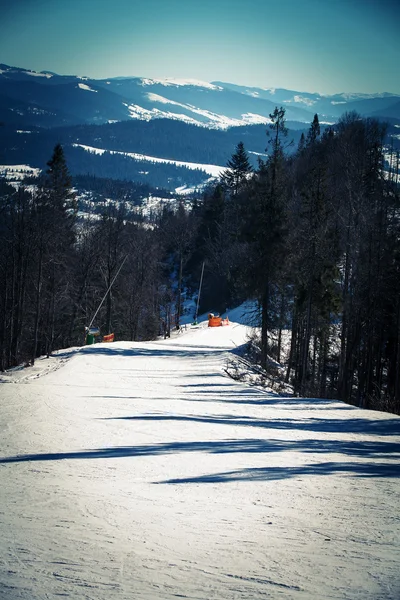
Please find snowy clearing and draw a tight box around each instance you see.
[0,165,41,180]
[0,322,399,600]
[78,83,97,93]
[123,92,272,129]
[130,101,271,129]
[72,143,226,177]
[25,70,52,78]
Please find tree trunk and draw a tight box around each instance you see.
[176,254,183,329]
[32,248,43,365]
[260,282,270,370]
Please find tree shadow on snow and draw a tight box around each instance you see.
[1,437,399,482]
[101,412,400,436]
[159,461,400,484]
[179,386,354,408]
[80,345,231,359]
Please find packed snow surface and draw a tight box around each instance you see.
[0,322,399,600]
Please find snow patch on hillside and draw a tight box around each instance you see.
[284,95,317,106]
[78,83,97,93]
[0,164,41,179]
[334,92,398,101]
[127,102,201,125]
[25,70,52,78]
[241,113,271,125]
[129,96,272,129]
[147,92,181,105]
[262,87,276,94]
[72,143,226,177]
[249,150,269,158]
[141,77,222,90]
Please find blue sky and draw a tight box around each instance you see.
[0,0,399,94]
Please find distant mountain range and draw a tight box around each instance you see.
[1,63,400,129]
[1,63,399,192]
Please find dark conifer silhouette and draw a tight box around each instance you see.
[220,141,252,196]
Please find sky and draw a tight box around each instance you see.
[0,0,399,95]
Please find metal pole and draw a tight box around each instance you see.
[88,254,128,330]
[194,261,205,323]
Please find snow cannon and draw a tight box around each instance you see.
[85,326,100,345]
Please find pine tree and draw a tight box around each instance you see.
[46,143,77,214]
[286,115,338,395]
[239,108,290,369]
[220,141,252,197]
[32,144,77,359]
[267,106,290,157]
[306,114,320,147]
[297,132,306,153]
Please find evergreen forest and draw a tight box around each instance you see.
[1,108,400,415]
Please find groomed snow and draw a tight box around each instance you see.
[0,323,399,600]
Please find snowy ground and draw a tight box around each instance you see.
[0,322,399,600]
[72,144,226,178]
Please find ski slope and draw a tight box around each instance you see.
[0,323,399,600]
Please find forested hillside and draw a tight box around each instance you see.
[2,111,399,193]
[1,109,400,414]
[1,118,274,166]
[197,110,400,414]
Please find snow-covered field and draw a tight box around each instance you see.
[0,165,41,180]
[0,322,399,600]
[72,144,226,178]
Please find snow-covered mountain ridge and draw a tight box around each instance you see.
[1,63,399,194]
[1,63,399,130]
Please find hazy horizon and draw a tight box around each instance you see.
[0,0,399,95]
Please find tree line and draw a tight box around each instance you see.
[192,109,400,414]
[0,144,198,369]
[1,109,400,415]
